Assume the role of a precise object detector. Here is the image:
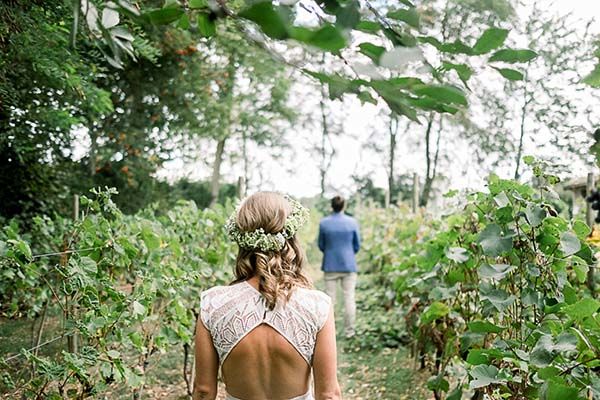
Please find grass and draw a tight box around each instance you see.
[338,345,429,400]
[324,275,429,400]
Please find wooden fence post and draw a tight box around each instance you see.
[237,176,246,198]
[67,194,79,354]
[412,173,419,213]
[586,173,596,297]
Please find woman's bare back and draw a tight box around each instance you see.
[222,324,311,399]
[194,278,340,400]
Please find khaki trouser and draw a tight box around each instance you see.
[324,272,357,337]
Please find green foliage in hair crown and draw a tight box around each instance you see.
[225,195,309,252]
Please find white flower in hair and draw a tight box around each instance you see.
[225,195,309,252]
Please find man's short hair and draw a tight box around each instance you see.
[331,196,345,212]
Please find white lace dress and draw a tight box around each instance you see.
[200,281,331,400]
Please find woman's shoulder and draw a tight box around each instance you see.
[292,287,331,328]
[295,287,331,302]
[201,282,247,302]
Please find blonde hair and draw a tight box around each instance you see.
[231,192,312,309]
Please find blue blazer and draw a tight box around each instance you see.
[318,212,361,272]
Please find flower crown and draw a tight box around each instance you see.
[225,195,310,252]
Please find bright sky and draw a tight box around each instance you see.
[156,0,600,202]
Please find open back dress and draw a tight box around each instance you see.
[200,281,331,400]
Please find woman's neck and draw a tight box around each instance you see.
[246,275,260,290]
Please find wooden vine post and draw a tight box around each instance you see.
[586,173,596,297]
[412,173,419,213]
[237,176,246,199]
[67,194,79,354]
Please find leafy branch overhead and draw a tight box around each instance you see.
[83,0,538,122]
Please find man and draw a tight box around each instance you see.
[318,195,360,338]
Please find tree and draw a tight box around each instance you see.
[506,2,598,178]
[199,26,295,204]
[0,1,113,219]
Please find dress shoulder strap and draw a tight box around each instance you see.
[291,287,331,331]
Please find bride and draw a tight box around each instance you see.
[193,192,342,400]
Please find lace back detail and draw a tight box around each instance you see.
[200,282,331,366]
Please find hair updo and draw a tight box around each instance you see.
[231,192,311,309]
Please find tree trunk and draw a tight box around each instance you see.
[319,83,330,198]
[89,129,97,176]
[514,72,529,180]
[422,117,443,206]
[242,130,248,192]
[208,54,237,205]
[209,138,226,205]
[420,114,435,207]
[388,116,398,206]
[70,0,80,49]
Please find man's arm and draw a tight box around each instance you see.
[352,222,361,253]
[318,222,326,252]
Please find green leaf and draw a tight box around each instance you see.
[141,225,160,251]
[446,386,462,400]
[466,348,505,365]
[412,85,467,106]
[554,332,578,352]
[16,240,32,260]
[446,247,469,263]
[546,380,579,400]
[493,67,524,81]
[357,90,377,105]
[442,62,473,87]
[426,375,449,392]
[335,1,360,29]
[583,64,600,87]
[466,349,488,365]
[387,7,420,28]
[560,231,581,256]
[79,257,98,274]
[480,289,516,312]
[494,191,510,207]
[477,224,513,256]
[359,43,385,64]
[489,48,537,63]
[473,28,509,54]
[478,263,515,280]
[572,220,591,239]
[239,2,289,40]
[102,7,120,29]
[145,6,184,25]
[525,203,546,227]
[316,0,341,14]
[419,36,473,55]
[467,320,505,334]
[356,20,380,33]
[563,298,600,321]
[571,256,589,283]
[177,13,190,29]
[301,25,347,52]
[197,13,216,37]
[530,335,555,367]
[538,366,561,379]
[380,94,419,122]
[132,300,146,318]
[469,365,504,389]
[420,301,450,325]
[189,0,207,8]
[107,350,121,359]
